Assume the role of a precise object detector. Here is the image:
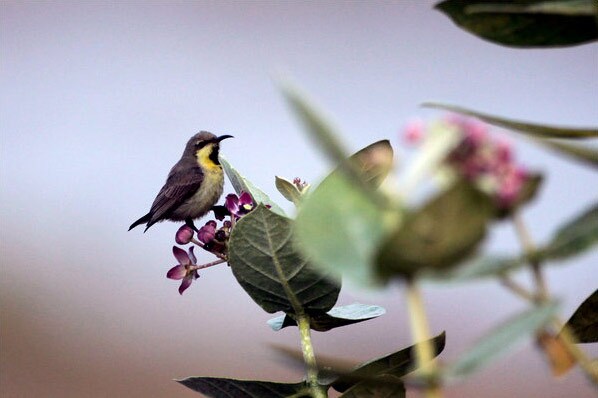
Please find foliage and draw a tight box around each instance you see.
[133,2,598,397]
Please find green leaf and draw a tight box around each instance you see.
[294,141,397,288]
[228,205,340,314]
[338,377,405,398]
[423,255,525,282]
[332,332,446,392]
[275,176,302,205]
[220,156,286,216]
[445,301,559,380]
[466,0,598,17]
[422,103,598,139]
[177,377,311,398]
[541,202,598,260]
[562,289,598,343]
[376,180,493,278]
[435,0,598,48]
[267,303,386,332]
[537,139,598,168]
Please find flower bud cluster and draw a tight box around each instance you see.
[403,115,533,209]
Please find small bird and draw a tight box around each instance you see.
[129,131,233,232]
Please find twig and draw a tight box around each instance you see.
[406,280,442,398]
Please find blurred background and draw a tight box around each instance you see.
[1,1,597,397]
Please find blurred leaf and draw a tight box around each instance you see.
[267,303,386,332]
[562,289,598,343]
[338,377,405,398]
[376,180,493,278]
[435,0,598,48]
[228,205,340,314]
[541,202,598,260]
[295,141,398,288]
[275,176,302,205]
[332,332,446,393]
[177,377,311,398]
[423,255,525,282]
[445,301,559,380]
[422,103,598,139]
[537,139,598,167]
[280,80,350,171]
[280,81,391,207]
[220,156,286,216]
[494,173,544,219]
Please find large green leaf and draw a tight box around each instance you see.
[228,205,340,314]
[562,289,598,343]
[267,303,386,332]
[332,332,446,393]
[177,377,311,398]
[376,180,493,278]
[541,202,598,260]
[294,141,397,288]
[445,301,559,380]
[435,0,598,48]
[220,156,286,216]
[422,103,598,139]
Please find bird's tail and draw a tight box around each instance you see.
[128,213,151,231]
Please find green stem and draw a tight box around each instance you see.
[406,280,442,398]
[297,314,326,398]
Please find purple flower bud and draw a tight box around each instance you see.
[197,221,216,244]
[175,225,194,244]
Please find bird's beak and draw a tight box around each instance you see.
[216,134,234,142]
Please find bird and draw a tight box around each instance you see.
[129,131,233,232]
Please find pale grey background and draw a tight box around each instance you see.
[1,1,597,397]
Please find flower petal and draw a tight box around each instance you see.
[178,277,193,295]
[172,246,190,265]
[225,193,239,214]
[166,265,187,280]
[238,191,253,206]
[188,246,197,264]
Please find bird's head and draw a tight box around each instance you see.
[184,131,233,166]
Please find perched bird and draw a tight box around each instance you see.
[129,131,233,232]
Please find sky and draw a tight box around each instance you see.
[1,1,597,397]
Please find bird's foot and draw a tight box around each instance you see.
[185,219,199,232]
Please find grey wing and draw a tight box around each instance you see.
[147,163,204,226]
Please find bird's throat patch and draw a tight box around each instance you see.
[196,144,221,171]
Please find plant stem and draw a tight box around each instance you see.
[511,212,598,384]
[296,314,326,398]
[191,238,228,260]
[512,212,547,301]
[406,280,442,398]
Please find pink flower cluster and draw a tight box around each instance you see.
[403,115,532,209]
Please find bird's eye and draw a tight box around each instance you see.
[195,140,202,147]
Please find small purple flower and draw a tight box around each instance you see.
[175,225,194,245]
[166,246,199,295]
[225,192,254,217]
[197,220,217,244]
